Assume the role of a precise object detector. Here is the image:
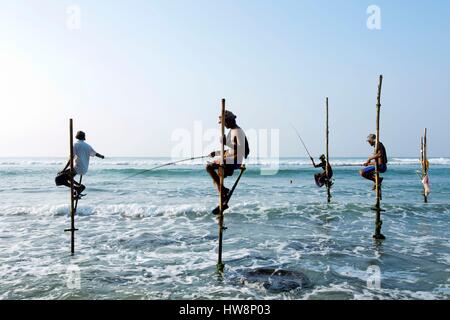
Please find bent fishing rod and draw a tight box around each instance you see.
[123,155,210,180]
[291,126,369,168]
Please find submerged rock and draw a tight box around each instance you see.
[241,268,312,293]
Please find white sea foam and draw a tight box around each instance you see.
[391,157,450,165]
[1,204,69,216]
[0,203,209,217]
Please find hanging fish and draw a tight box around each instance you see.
[422,174,431,197]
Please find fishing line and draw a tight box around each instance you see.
[122,155,210,180]
[290,124,315,165]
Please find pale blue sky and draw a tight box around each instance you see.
[0,0,449,157]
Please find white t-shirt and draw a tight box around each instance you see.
[74,140,97,175]
[225,127,246,165]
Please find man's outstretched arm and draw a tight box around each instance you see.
[313,160,324,168]
[95,153,105,159]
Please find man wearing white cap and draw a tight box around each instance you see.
[206,110,250,203]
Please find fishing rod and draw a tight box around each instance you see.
[123,155,210,180]
[291,124,315,165]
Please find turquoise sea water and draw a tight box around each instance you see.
[0,157,449,300]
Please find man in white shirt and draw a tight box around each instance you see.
[55,131,105,196]
[207,110,250,201]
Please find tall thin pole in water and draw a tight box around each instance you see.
[373,75,385,240]
[325,97,331,203]
[423,128,428,203]
[420,135,424,170]
[217,99,226,273]
[420,134,424,197]
[69,119,76,254]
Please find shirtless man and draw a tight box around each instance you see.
[360,134,388,189]
[206,110,249,201]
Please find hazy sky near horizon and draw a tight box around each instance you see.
[1,0,449,158]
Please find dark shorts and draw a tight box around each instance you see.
[207,162,242,178]
[315,172,333,187]
[362,164,387,175]
[55,169,76,186]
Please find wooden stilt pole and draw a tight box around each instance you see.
[420,134,424,197]
[325,97,331,203]
[423,128,428,203]
[69,119,76,254]
[217,99,226,273]
[420,135,424,173]
[373,75,385,240]
[74,175,83,212]
[64,119,79,254]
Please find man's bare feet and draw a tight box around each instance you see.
[211,187,231,215]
